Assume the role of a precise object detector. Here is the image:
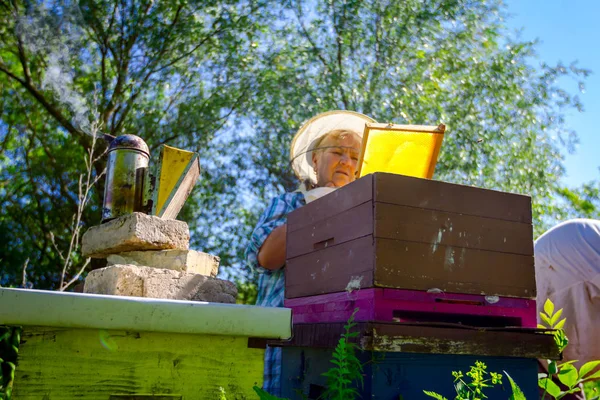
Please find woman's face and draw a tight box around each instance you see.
[312,133,361,188]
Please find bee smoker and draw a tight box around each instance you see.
[102,134,150,222]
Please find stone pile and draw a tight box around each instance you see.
[81,213,236,303]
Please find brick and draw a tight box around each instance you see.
[107,250,219,276]
[83,265,236,303]
[81,213,189,258]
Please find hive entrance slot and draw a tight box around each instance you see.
[392,310,521,328]
[313,237,335,250]
[434,298,484,306]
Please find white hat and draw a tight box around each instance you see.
[289,110,376,182]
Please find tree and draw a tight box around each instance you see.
[239,0,591,234]
[0,0,596,296]
[214,0,594,300]
[0,0,264,288]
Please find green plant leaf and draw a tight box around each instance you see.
[423,390,448,400]
[581,370,600,382]
[540,312,553,327]
[553,330,569,352]
[558,360,578,368]
[549,309,564,327]
[252,386,289,400]
[539,377,562,398]
[579,361,600,380]
[544,299,555,317]
[505,372,527,400]
[554,318,567,330]
[557,364,579,388]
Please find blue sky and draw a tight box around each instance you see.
[505,0,599,188]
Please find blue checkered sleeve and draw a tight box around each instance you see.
[245,192,305,396]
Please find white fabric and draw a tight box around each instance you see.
[289,110,375,182]
[295,184,337,204]
[534,218,600,366]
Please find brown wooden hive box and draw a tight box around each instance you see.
[285,173,535,299]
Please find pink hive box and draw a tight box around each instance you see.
[285,288,537,328]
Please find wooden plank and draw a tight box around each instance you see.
[285,236,374,299]
[12,326,264,399]
[287,202,373,258]
[270,323,560,359]
[285,288,537,327]
[374,173,532,223]
[287,174,373,232]
[365,122,446,133]
[374,202,533,255]
[374,238,536,298]
[370,323,558,359]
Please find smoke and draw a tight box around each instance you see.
[15,3,96,136]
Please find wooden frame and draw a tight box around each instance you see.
[285,173,535,299]
[357,122,446,179]
[149,145,201,219]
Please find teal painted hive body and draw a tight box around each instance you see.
[0,288,291,399]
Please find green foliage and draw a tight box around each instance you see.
[0,0,598,292]
[422,300,600,400]
[321,308,364,400]
[557,181,600,219]
[538,299,568,352]
[251,308,365,399]
[505,372,526,400]
[536,299,600,400]
[584,379,600,400]
[0,0,264,288]
[0,327,21,400]
[252,386,289,400]
[424,361,504,400]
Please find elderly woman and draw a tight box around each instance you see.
[245,110,375,395]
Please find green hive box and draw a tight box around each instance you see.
[0,288,291,399]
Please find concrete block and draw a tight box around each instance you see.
[82,213,189,258]
[107,250,219,277]
[84,265,236,303]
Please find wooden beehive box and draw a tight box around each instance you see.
[285,173,535,299]
[0,288,292,399]
[270,323,559,399]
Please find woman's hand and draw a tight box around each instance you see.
[257,224,287,270]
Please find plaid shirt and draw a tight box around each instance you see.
[245,191,305,396]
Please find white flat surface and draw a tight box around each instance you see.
[0,288,291,339]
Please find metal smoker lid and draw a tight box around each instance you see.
[108,134,150,156]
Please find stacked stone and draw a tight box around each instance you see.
[81,213,237,303]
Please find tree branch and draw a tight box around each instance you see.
[0,61,88,144]
[332,0,348,109]
[292,2,334,75]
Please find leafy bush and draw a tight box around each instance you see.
[253,308,364,400]
[0,327,21,400]
[424,299,600,400]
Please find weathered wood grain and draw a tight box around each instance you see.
[12,326,264,399]
[286,235,535,298]
[374,238,535,298]
[287,175,373,232]
[269,322,560,360]
[287,202,373,258]
[285,235,374,299]
[374,202,533,255]
[374,173,532,223]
